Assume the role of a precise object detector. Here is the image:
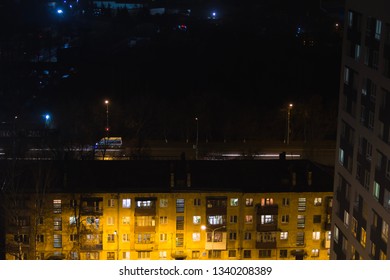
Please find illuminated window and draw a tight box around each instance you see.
[176,199,185,213]
[176,216,184,230]
[160,199,168,207]
[159,251,167,259]
[245,215,253,224]
[230,198,239,206]
[245,198,253,206]
[193,216,201,224]
[122,198,131,208]
[53,217,62,231]
[297,215,305,228]
[123,252,130,260]
[137,200,152,208]
[86,252,99,260]
[280,232,288,240]
[53,234,62,248]
[176,233,184,247]
[137,233,152,243]
[298,198,306,211]
[382,221,388,242]
[138,251,150,259]
[69,216,77,226]
[334,226,339,243]
[136,216,155,227]
[314,198,322,206]
[261,198,274,206]
[344,210,349,227]
[208,215,223,225]
[360,227,367,247]
[352,217,358,237]
[311,249,319,257]
[261,215,273,224]
[192,232,201,242]
[312,231,321,240]
[296,232,305,246]
[122,216,130,225]
[380,250,387,260]
[53,199,62,214]
[373,182,380,201]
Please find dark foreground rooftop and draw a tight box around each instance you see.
[0,159,334,194]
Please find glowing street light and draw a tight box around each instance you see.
[104,100,109,137]
[286,103,293,145]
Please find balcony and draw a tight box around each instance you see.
[80,244,103,251]
[171,250,187,260]
[256,204,278,215]
[80,206,103,216]
[134,242,156,251]
[256,223,277,232]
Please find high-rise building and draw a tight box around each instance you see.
[0,159,333,260]
[331,0,390,259]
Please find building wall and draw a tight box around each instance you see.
[331,0,390,260]
[5,191,332,260]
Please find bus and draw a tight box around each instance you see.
[95,137,123,149]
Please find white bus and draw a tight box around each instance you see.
[95,137,122,149]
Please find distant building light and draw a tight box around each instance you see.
[57,9,64,14]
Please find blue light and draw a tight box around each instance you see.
[57,9,64,14]
[45,114,50,120]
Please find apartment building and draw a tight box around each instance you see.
[1,159,333,260]
[331,0,390,259]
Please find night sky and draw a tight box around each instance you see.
[0,0,343,144]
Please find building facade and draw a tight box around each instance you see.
[1,159,333,260]
[331,0,390,259]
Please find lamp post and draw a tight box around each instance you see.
[286,103,293,145]
[195,117,199,160]
[201,225,226,259]
[104,100,109,138]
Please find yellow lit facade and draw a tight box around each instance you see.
[5,191,333,260]
[1,160,333,260]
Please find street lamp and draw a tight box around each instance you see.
[195,117,199,160]
[104,100,109,138]
[201,225,226,259]
[286,103,293,145]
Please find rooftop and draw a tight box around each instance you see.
[0,159,334,194]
